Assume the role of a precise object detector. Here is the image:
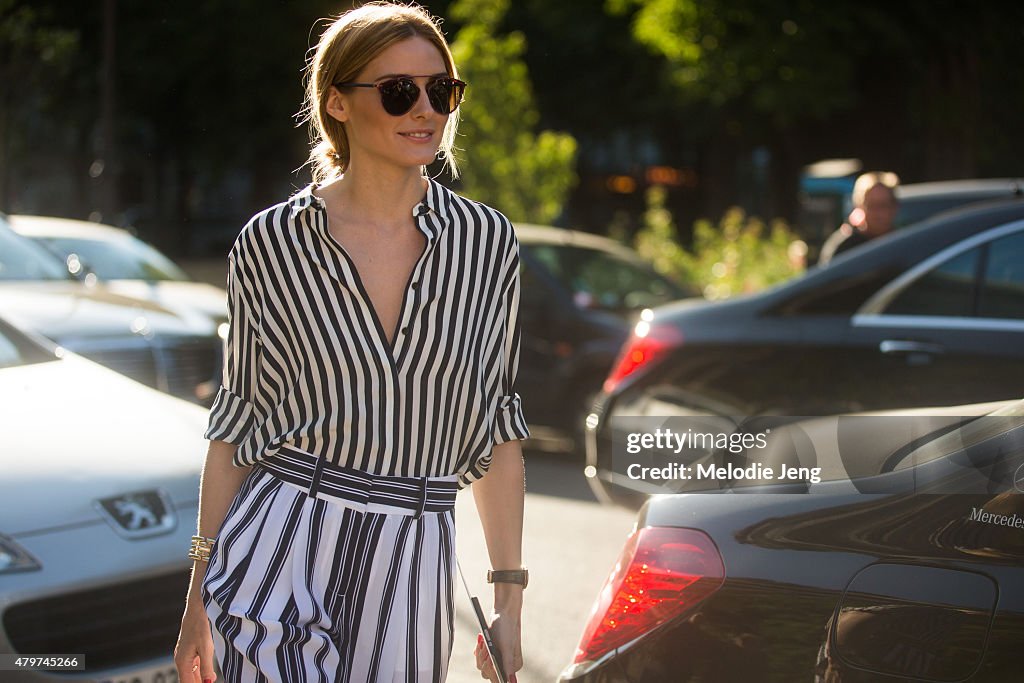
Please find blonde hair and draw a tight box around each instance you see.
[300,2,461,183]
[852,171,900,207]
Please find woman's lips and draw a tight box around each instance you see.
[399,130,434,142]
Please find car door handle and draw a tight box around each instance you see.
[879,340,945,355]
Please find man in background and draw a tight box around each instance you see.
[818,171,900,265]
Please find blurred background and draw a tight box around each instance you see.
[5,0,1024,269]
[3,3,1024,682]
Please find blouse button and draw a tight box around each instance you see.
[411,282,419,290]
[401,327,409,335]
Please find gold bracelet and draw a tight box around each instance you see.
[188,535,216,562]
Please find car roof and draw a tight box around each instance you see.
[836,196,1024,259]
[719,197,1024,317]
[8,214,134,241]
[514,222,645,261]
[897,178,1024,200]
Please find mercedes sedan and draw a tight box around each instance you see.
[587,199,1024,505]
[563,401,1024,682]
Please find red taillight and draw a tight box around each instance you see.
[603,321,683,394]
[573,526,724,665]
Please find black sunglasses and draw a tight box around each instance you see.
[335,75,467,116]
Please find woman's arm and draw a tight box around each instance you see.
[184,439,252,608]
[175,439,252,682]
[472,438,525,682]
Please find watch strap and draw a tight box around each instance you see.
[487,568,529,589]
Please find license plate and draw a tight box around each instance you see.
[99,661,179,683]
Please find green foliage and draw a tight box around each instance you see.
[633,186,805,300]
[608,0,1024,167]
[608,0,860,125]
[449,0,577,224]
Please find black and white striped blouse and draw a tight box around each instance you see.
[205,178,531,488]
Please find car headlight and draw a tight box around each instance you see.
[0,534,42,574]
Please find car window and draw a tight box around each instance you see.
[883,248,980,317]
[0,228,71,281]
[525,243,683,311]
[34,236,190,282]
[775,268,900,315]
[518,259,549,309]
[978,230,1024,319]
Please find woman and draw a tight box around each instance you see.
[173,3,529,682]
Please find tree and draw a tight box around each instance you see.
[0,0,80,211]
[448,0,577,224]
[609,0,1024,182]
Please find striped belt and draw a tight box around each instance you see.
[257,445,459,519]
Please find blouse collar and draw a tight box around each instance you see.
[287,175,453,229]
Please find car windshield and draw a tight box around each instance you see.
[0,226,72,281]
[525,243,685,311]
[33,235,191,282]
[0,318,59,368]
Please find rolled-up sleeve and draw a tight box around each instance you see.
[492,239,531,445]
[205,247,262,444]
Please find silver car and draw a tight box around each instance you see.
[0,215,224,405]
[0,316,210,682]
[8,214,228,329]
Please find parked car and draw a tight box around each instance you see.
[0,315,211,682]
[9,214,228,328]
[0,215,224,405]
[562,399,1024,682]
[514,223,695,452]
[586,199,1024,505]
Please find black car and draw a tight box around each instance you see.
[586,199,1024,505]
[562,400,1024,682]
[513,224,694,452]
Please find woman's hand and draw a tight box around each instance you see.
[174,601,217,683]
[474,609,522,683]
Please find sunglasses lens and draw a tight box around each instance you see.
[378,78,419,116]
[427,78,465,114]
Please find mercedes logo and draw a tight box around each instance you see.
[1015,463,1024,494]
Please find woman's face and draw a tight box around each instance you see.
[330,36,451,174]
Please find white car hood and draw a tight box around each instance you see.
[1,353,211,535]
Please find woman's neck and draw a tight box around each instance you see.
[317,165,428,229]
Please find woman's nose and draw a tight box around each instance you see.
[409,83,434,117]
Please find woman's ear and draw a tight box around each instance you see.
[325,85,349,123]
